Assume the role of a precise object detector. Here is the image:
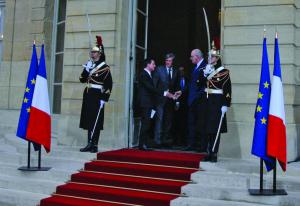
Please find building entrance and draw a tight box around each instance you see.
[130,0,221,149]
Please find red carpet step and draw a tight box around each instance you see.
[84,160,197,181]
[71,171,186,194]
[40,149,204,206]
[97,149,204,168]
[40,195,137,206]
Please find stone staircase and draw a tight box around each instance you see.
[171,160,300,206]
[0,131,96,206]
[0,124,300,205]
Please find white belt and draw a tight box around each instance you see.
[87,84,103,90]
[205,88,223,94]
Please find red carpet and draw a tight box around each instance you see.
[40,149,204,206]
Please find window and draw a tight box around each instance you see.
[51,0,66,114]
[0,1,5,62]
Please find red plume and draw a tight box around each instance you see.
[96,35,102,47]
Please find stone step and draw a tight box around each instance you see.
[0,174,63,195]
[0,163,73,182]
[193,167,300,192]
[171,197,270,206]
[0,151,88,171]
[182,184,300,206]
[16,145,96,161]
[0,188,48,206]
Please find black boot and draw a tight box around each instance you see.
[210,153,218,162]
[80,131,92,152]
[90,131,100,153]
[80,142,93,152]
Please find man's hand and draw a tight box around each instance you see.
[82,60,94,72]
[203,64,214,77]
[100,100,105,109]
[166,91,175,99]
[221,106,228,114]
[174,91,182,99]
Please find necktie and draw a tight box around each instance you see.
[168,68,172,81]
[180,78,185,90]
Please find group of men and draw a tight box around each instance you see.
[138,43,231,162]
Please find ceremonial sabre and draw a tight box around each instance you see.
[202,8,211,64]
[90,103,104,140]
[212,112,224,153]
[85,13,93,51]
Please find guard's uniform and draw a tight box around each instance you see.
[79,60,112,132]
[205,66,231,155]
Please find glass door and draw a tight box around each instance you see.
[128,0,149,147]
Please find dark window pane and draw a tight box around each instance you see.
[56,23,65,52]
[53,85,62,114]
[137,0,147,13]
[136,12,146,47]
[54,53,63,83]
[58,0,67,22]
[135,47,146,80]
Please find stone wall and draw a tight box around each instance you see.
[221,0,300,161]
[58,0,131,149]
[0,0,54,110]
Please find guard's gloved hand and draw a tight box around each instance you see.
[203,64,214,77]
[82,60,94,72]
[221,106,228,115]
[100,100,105,109]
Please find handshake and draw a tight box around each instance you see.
[166,90,182,100]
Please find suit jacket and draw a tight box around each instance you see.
[153,66,180,105]
[138,70,163,108]
[188,60,207,106]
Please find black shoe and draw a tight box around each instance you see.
[202,155,211,162]
[210,154,217,162]
[183,145,195,151]
[80,143,93,152]
[139,145,152,151]
[90,146,98,153]
[152,143,162,149]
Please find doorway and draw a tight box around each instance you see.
[130,0,221,148]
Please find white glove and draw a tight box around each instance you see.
[100,100,105,109]
[221,106,228,114]
[82,60,94,72]
[203,64,214,77]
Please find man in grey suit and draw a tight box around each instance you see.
[153,53,181,148]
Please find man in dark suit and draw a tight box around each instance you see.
[152,53,181,148]
[138,58,174,151]
[184,49,208,152]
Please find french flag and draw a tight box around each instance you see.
[27,45,51,153]
[267,33,286,171]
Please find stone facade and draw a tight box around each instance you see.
[0,0,299,160]
[221,0,300,161]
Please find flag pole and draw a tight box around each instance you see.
[259,158,263,192]
[27,141,31,168]
[273,160,277,192]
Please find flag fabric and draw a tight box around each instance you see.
[16,44,38,140]
[27,45,51,153]
[251,37,275,171]
[267,34,287,171]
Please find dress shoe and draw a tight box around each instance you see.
[139,145,153,151]
[183,145,195,151]
[152,143,162,149]
[80,143,93,152]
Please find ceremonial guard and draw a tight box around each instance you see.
[203,42,231,162]
[79,36,113,153]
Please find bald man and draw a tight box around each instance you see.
[184,49,208,152]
